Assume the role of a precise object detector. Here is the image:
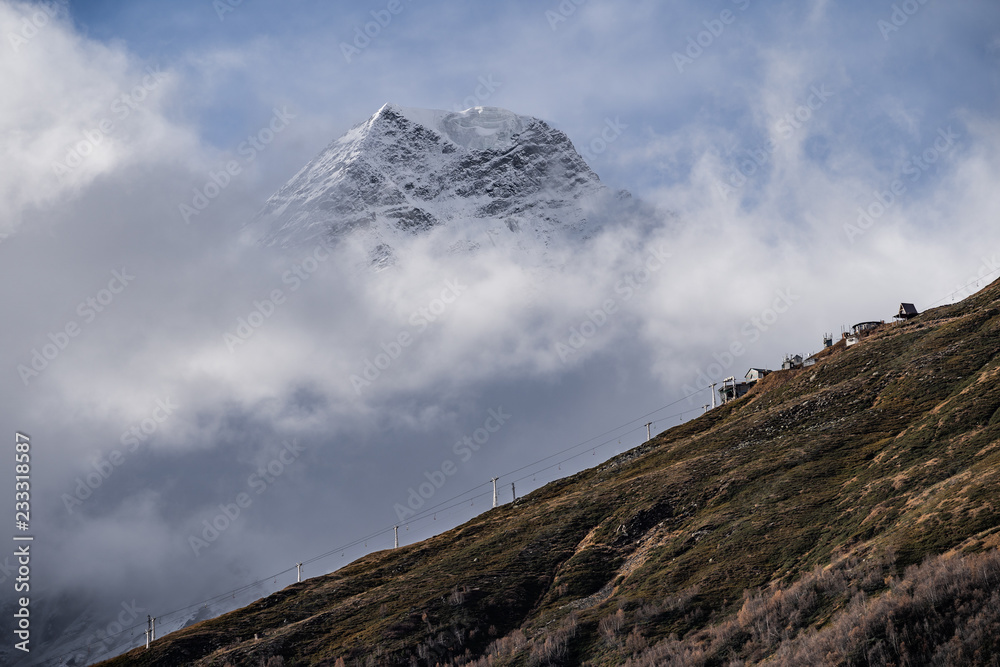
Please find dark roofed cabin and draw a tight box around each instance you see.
[896,302,919,321]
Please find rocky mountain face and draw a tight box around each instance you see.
[100,279,1000,666]
[248,104,611,267]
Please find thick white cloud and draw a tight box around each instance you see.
[0,2,198,238]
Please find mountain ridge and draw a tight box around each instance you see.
[246,104,611,266]
[97,277,1000,665]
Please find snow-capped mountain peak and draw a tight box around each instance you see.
[386,104,531,151]
[247,103,611,265]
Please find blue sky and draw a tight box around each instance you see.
[2,0,999,662]
[59,0,1000,197]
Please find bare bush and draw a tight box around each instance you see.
[625,625,648,653]
[599,608,626,644]
[459,550,1000,667]
[623,549,1000,666]
[770,549,1000,666]
[528,613,579,666]
[623,634,707,667]
[636,601,662,621]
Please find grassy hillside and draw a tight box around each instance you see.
[99,280,1000,666]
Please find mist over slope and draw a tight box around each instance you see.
[100,279,1000,665]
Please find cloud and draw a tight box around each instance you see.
[0,2,198,238]
[2,0,1000,661]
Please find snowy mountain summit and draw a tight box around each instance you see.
[248,103,611,265]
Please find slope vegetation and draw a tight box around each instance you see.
[100,280,1000,666]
